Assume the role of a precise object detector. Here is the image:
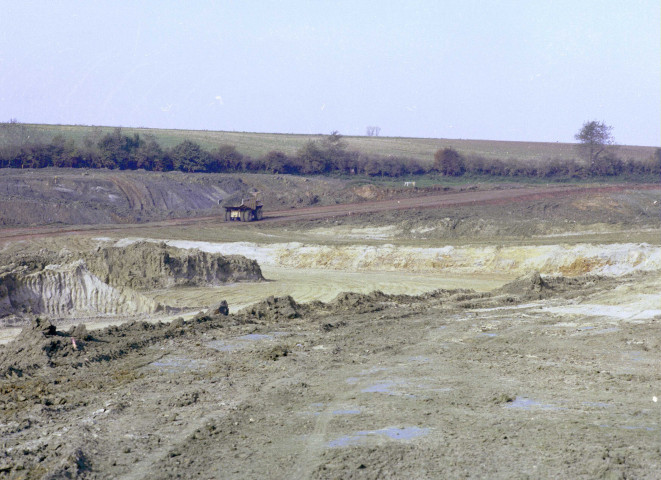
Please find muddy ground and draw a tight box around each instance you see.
[1,273,660,479]
[0,173,660,479]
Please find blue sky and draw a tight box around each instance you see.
[1,0,659,146]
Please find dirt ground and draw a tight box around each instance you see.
[0,174,660,479]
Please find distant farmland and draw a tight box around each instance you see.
[13,123,659,164]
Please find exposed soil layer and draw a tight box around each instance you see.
[0,169,356,227]
[0,273,660,478]
[0,242,262,324]
[276,184,661,240]
[2,181,658,244]
[84,241,263,290]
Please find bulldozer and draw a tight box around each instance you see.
[221,195,263,222]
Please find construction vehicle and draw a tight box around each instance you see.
[222,196,263,222]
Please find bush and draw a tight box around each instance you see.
[168,140,210,172]
[591,153,624,176]
[434,148,465,176]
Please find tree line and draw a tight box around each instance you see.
[1,124,659,180]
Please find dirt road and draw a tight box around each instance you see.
[1,183,658,242]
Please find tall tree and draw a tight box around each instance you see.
[574,121,614,168]
[366,126,381,136]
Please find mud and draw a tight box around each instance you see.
[0,272,660,478]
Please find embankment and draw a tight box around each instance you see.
[0,242,263,323]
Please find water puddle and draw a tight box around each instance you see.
[149,355,208,373]
[350,375,451,397]
[239,333,274,341]
[361,381,399,394]
[623,351,646,363]
[361,380,414,397]
[594,327,619,334]
[345,367,391,385]
[545,304,661,321]
[415,384,452,394]
[573,326,619,336]
[472,303,543,313]
[328,426,430,448]
[505,396,561,410]
[407,356,431,363]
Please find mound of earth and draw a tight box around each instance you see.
[0,169,368,226]
[0,242,263,322]
[0,318,83,378]
[294,187,661,240]
[0,316,181,379]
[85,241,263,290]
[496,271,549,296]
[495,270,617,302]
[237,295,303,321]
[0,259,161,321]
[0,170,256,226]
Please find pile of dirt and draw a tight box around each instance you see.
[328,290,408,314]
[0,318,85,378]
[237,295,303,321]
[496,271,615,301]
[0,170,252,226]
[297,187,661,240]
[2,320,131,379]
[0,313,219,379]
[496,271,549,297]
[0,169,360,226]
[85,241,264,290]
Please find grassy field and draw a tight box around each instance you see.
[16,123,659,164]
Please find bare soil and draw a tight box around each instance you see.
[0,172,660,478]
[1,178,658,243]
[1,272,660,479]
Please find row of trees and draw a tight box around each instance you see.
[1,124,659,179]
[434,147,660,178]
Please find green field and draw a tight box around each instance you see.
[15,123,660,164]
